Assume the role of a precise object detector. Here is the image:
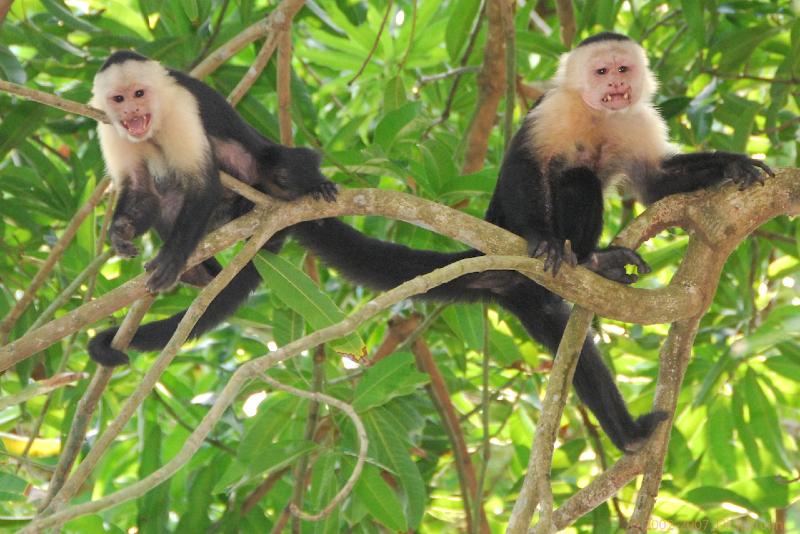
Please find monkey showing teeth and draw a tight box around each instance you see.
[89,35,772,452]
[88,51,337,367]
[290,32,773,452]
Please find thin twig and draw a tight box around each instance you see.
[0,373,87,410]
[39,295,154,511]
[190,0,308,79]
[43,221,278,513]
[151,391,236,455]
[262,374,368,522]
[507,308,593,533]
[418,66,481,85]
[277,29,293,146]
[397,0,417,70]
[0,80,107,123]
[26,250,114,332]
[22,253,549,531]
[347,0,394,85]
[289,346,324,533]
[188,0,232,70]
[472,304,491,534]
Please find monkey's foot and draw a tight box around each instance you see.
[310,181,338,202]
[724,155,774,190]
[582,246,651,284]
[88,328,130,367]
[144,254,183,292]
[529,237,577,275]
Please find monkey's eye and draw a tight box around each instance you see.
[596,68,607,75]
[618,66,628,73]
[112,95,124,103]
[134,89,145,98]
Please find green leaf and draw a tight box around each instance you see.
[681,0,706,47]
[743,369,792,470]
[253,252,364,357]
[374,102,422,151]
[729,307,800,358]
[41,0,99,33]
[216,440,317,492]
[175,466,217,533]
[384,76,407,112]
[309,451,343,533]
[0,46,25,84]
[728,476,791,509]
[596,0,618,29]
[137,402,170,534]
[442,303,484,350]
[365,409,427,528]
[352,462,408,531]
[731,389,762,472]
[707,400,736,479]
[683,486,757,513]
[713,26,779,72]
[180,0,200,22]
[445,0,481,60]
[352,353,429,412]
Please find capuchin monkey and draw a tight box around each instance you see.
[290,32,773,452]
[90,35,772,452]
[87,51,336,366]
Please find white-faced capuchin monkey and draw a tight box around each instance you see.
[290,32,773,452]
[90,35,772,452]
[87,51,336,366]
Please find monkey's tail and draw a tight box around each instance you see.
[88,261,262,367]
[291,218,486,301]
[293,218,666,451]
[498,285,667,452]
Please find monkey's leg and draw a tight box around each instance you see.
[109,178,160,258]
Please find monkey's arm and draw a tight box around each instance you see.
[144,165,223,292]
[637,151,773,205]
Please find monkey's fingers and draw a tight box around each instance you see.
[750,159,775,177]
[319,182,338,202]
[144,257,181,292]
[112,240,139,258]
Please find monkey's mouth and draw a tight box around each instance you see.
[121,114,152,137]
[601,91,631,109]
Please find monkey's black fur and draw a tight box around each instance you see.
[88,52,335,367]
[291,118,770,451]
[89,44,771,452]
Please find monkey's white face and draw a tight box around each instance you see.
[93,60,168,144]
[581,51,643,111]
[556,41,655,114]
[104,83,158,142]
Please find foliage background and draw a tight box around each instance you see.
[0,0,798,532]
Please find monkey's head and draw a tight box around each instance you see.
[555,32,657,113]
[261,146,330,201]
[92,51,166,143]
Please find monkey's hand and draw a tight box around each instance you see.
[529,237,578,276]
[582,246,650,284]
[309,180,338,202]
[144,253,183,292]
[723,154,774,190]
[110,217,139,258]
